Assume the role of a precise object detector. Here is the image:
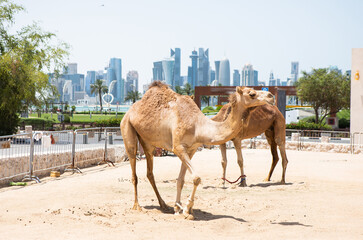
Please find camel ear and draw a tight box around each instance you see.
[236,86,244,95]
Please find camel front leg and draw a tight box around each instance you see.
[139,139,168,211]
[173,145,200,220]
[174,163,187,214]
[233,138,247,187]
[121,118,141,211]
[220,143,227,187]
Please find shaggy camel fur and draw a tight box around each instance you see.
[212,103,288,187]
[120,81,274,219]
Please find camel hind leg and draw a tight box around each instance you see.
[138,137,168,211]
[264,129,279,182]
[121,116,141,210]
[219,143,228,187]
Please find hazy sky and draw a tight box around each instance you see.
[14,0,363,90]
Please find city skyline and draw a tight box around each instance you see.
[14,0,363,90]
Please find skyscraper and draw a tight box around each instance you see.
[291,61,299,83]
[126,71,139,94]
[215,60,221,83]
[189,50,198,89]
[152,61,164,81]
[219,58,230,86]
[85,71,96,97]
[197,48,210,86]
[162,58,175,87]
[241,63,257,86]
[106,58,123,104]
[233,69,240,86]
[170,48,181,87]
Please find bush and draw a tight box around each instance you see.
[63,114,71,123]
[338,118,350,129]
[95,117,123,127]
[202,106,216,114]
[19,118,54,130]
[286,121,332,130]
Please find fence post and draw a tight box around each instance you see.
[97,127,115,166]
[22,133,40,183]
[65,130,82,173]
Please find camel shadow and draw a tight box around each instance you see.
[271,221,312,227]
[143,205,246,222]
[249,182,295,188]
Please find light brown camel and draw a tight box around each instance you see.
[120,81,274,219]
[212,103,288,187]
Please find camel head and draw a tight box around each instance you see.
[233,87,274,108]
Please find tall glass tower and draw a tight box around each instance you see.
[242,63,258,86]
[233,70,240,86]
[106,58,123,104]
[189,50,198,89]
[85,71,96,96]
[152,61,164,81]
[219,58,230,86]
[171,48,181,87]
[215,60,221,83]
[162,58,175,87]
[197,48,209,86]
[291,61,299,83]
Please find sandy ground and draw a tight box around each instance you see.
[0,148,362,240]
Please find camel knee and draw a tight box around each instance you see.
[132,176,138,185]
[193,176,201,186]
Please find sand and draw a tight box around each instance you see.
[0,148,362,240]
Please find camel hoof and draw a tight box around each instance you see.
[184,214,194,220]
[132,203,142,211]
[238,180,247,187]
[280,180,286,185]
[263,178,270,182]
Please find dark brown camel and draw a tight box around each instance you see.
[212,104,288,187]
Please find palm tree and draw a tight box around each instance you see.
[183,83,194,96]
[90,79,108,112]
[124,90,141,104]
[201,95,211,106]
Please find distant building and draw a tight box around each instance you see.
[188,50,198,88]
[162,58,175,87]
[242,63,258,86]
[197,48,210,86]
[291,61,299,83]
[106,58,123,104]
[85,71,96,97]
[215,60,221,83]
[152,61,164,81]
[233,69,240,86]
[125,71,139,94]
[170,48,181,87]
[219,58,230,86]
[210,69,216,83]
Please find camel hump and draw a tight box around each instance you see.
[148,80,169,90]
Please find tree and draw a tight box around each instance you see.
[296,68,350,124]
[175,86,183,95]
[124,90,141,104]
[183,83,194,96]
[201,96,211,106]
[0,0,69,135]
[90,79,108,112]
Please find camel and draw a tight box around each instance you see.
[212,103,288,187]
[120,81,274,219]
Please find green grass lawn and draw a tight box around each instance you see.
[28,113,122,123]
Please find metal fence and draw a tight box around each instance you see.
[0,127,124,185]
[1,128,362,186]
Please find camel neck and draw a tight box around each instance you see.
[197,103,244,145]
